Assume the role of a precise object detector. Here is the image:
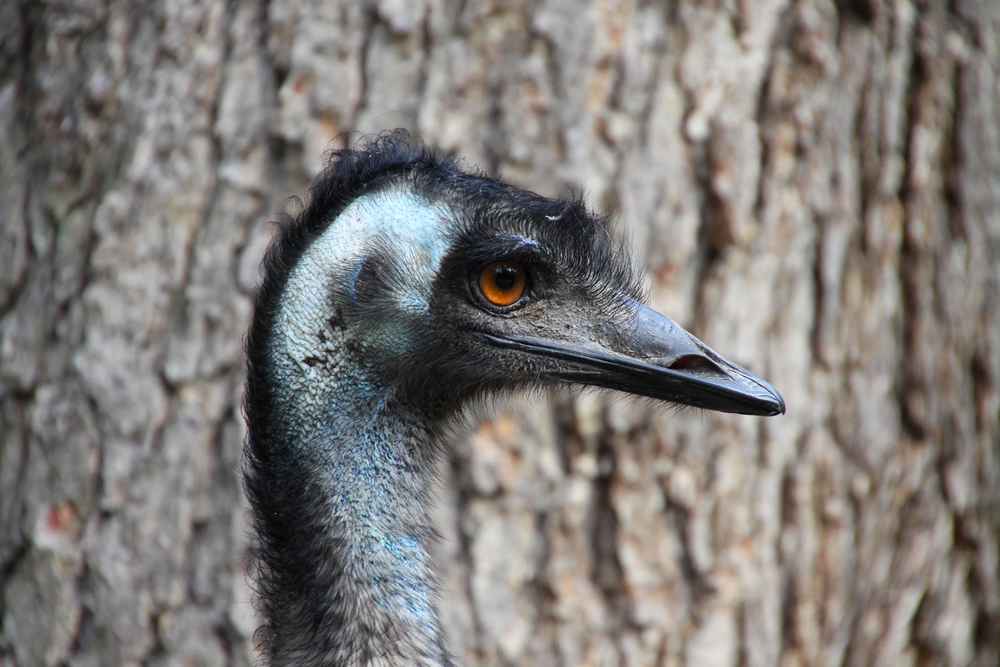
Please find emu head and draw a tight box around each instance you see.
[268,142,784,418]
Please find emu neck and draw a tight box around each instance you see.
[249,189,457,665]
[263,368,451,666]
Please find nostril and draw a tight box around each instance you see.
[667,354,721,376]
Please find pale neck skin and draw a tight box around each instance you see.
[256,188,457,666]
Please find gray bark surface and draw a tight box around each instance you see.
[1,1,998,666]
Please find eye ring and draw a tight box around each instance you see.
[478,261,528,308]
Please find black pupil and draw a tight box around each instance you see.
[495,266,518,291]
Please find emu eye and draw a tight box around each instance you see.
[478,261,527,307]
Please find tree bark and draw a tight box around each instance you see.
[1,1,998,666]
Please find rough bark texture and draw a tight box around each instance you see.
[1,1,998,666]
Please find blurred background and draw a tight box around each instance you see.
[1,1,998,666]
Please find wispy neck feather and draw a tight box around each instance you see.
[244,187,456,666]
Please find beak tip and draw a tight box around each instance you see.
[756,378,786,417]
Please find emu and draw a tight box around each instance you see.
[243,133,784,667]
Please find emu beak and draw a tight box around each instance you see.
[481,303,785,417]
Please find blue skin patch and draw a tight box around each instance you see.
[275,187,453,376]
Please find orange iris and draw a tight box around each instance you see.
[478,261,527,307]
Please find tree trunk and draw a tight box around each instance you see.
[1,1,998,666]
